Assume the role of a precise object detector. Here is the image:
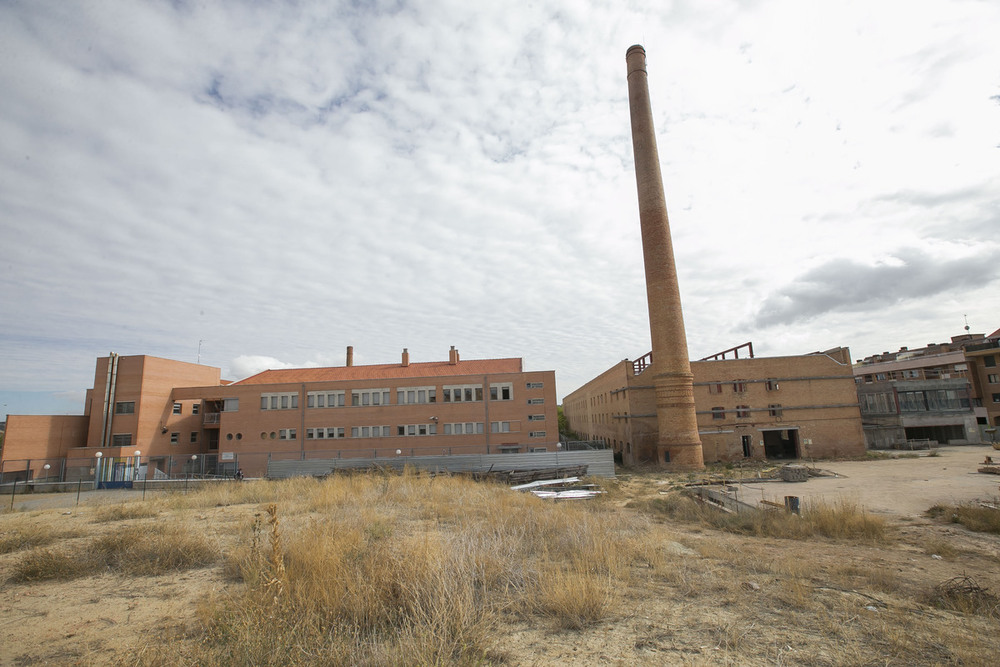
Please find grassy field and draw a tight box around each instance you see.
[2,469,999,665]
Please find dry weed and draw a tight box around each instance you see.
[92,502,159,523]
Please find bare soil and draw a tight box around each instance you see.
[2,445,999,666]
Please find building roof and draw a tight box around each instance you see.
[232,358,525,386]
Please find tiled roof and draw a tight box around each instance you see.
[232,358,524,386]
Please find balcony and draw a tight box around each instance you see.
[203,413,220,427]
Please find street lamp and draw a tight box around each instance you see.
[94,451,103,489]
[43,463,50,482]
[133,450,142,480]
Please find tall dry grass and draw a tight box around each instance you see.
[628,491,891,543]
[171,473,655,666]
[927,499,1000,534]
[9,521,217,582]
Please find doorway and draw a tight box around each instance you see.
[762,429,799,460]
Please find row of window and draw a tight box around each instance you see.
[707,380,779,394]
[115,401,202,415]
[263,383,526,409]
[711,404,783,419]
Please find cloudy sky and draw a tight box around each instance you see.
[2,0,998,417]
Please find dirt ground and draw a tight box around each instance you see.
[2,445,999,666]
[726,445,1000,517]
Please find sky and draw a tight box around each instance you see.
[2,0,998,418]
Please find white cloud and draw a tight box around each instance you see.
[1,0,998,410]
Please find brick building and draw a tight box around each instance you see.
[0,347,558,481]
[853,328,999,447]
[563,344,865,465]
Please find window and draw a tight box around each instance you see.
[442,384,483,402]
[190,432,198,444]
[992,393,1000,403]
[526,382,544,389]
[768,404,783,418]
[397,386,436,405]
[765,379,779,391]
[732,382,746,393]
[170,432,179,444]
[530,447,547,453]
[988,374,999,384]
[114,401,135,414]
[985,355,996,368]
[736,405,750,419]
[490,421,512,433]
[861,393,896,415]
[222,398,239,412]
[261,392,299,410]
[529,431,546,438]
[899,391,927,412]
[711,407,725,420]
[351,388,390,406]
[278,428,296,440]
[192,403,200,415]
[499,445,520,453]
[527,414,545,421]
[396,424,436,436]
[708,383,723,395]
[307,391,346,408]
[111,433,133,447]
[173,403,182,414]
[527,398,545,405]
[443,422,484,435]
[353,425,391,438]
[490,383,513,401]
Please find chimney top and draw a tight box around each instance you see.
[346,345,354,367]
[401,348,410,367]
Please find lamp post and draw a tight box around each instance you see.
[186,454,197,492]
[94,451,103,490]
[133,450,142,480]
[43,463,50,483]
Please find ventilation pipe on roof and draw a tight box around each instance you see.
[402,348,410,367]
[346,346,354,367]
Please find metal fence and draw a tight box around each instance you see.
[0,441,611,487]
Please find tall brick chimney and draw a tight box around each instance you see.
[401,348,410,367]
[626,45,704,469]
[346,345,354,367]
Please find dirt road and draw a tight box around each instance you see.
[730,444,1000,516]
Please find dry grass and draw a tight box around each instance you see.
[927,499,1000,534]
[5,470,1000,667]
[162,475,653,665]
[627,491,891,543]
[92,502,160,523]
[8,521,217,582]
[0,516,60,554]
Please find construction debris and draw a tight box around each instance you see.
[510,474,604,500]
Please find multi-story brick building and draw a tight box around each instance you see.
[0,347,559,481]
[563,344,865,465]
[853,328,999,447]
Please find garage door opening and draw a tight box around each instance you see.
[762,429,799,460]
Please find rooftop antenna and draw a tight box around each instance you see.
[198,339,204,364]
[964,314,970,333]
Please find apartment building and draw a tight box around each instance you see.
[853,328,999,447]
[0,347,558,481]
[563,344,865,465]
